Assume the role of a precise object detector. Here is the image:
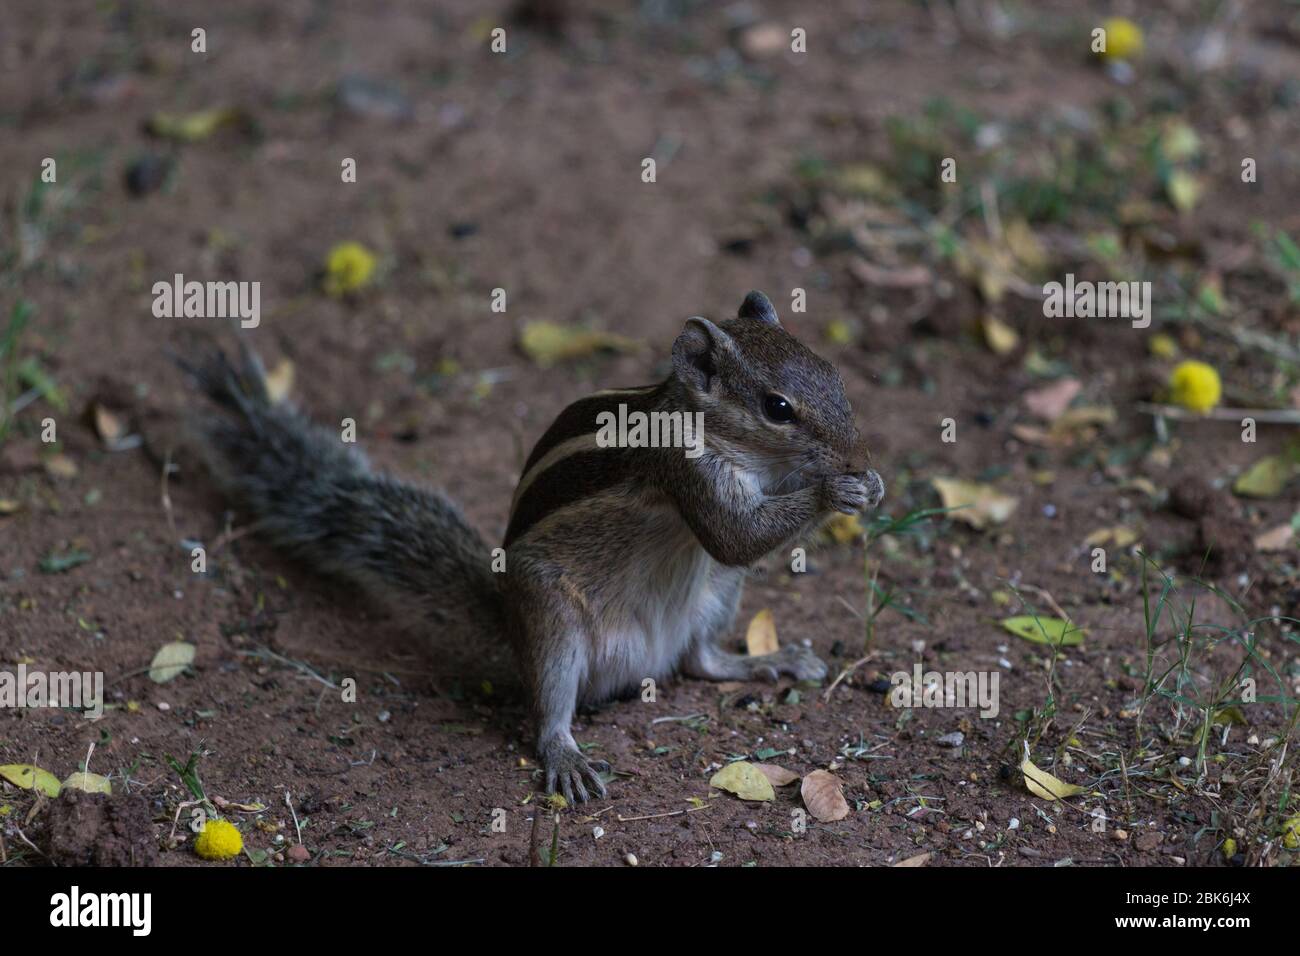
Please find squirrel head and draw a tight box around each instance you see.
[671,291,869,483]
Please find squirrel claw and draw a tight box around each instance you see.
[543,745,608,804]
[759,645,828,682]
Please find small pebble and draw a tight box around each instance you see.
[624,853,638,867]
[125,154,172,197]
[1135,831,1163,851]
[738,22,787,58]
[337,75,414,123]
[592,826,605,840]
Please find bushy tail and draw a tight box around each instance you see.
[176,344,504,637]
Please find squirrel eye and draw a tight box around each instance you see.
[762,393,796,424]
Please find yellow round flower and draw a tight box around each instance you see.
[323,241,376,297]
[194,818,243,860]
[1168,360,1221,414]
[1100,18,1144,61]
[1147,333,1177,359]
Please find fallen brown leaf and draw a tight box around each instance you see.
[753,763,800,787]
[1023,378,1081,422]
[801,769,850,822]
[89,403,128,443]
[44,454,78,479]
[1254,524,1295,552]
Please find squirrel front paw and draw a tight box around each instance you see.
[541,741,608,804]
[816,473,868,515]
[822,470,884,514]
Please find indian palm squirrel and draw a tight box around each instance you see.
[180,290,884,802]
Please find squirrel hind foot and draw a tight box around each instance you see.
[542,742,608,804]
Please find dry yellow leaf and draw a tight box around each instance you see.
[709,761,775,802]
[44,454,78,479]
[745,609,779,656]
[1021,745,1086,801]
[62,772,112,795]
[1084,526,1139,549]
[1166,170,1202,213]
[519,322,640,367]
[822,512,863,544]
[264,358,296,404]
[981,315,1019,356]
[1003,219,1048,272]
[931,477,1018,530]
[148,641,196,683]
[0,764,61,797]
[1050,405,1115,438]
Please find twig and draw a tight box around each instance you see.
[236,646,338,690]
[1136,402,1300,425]
[617,804,712,823]
[649,713,706,725]
[529,806,543,867]
[823,653,877,702]
[285,791,303,845]
[11,825,46,860]
[980,178,1003,244]
[167,799,203,846]
[160,448,178,542]
[1016,584,1071,623]
[209,519,265,555]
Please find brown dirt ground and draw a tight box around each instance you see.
[2,0,1299,867]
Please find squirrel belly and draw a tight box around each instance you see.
[509,477,743,706]
[503,381,755,705]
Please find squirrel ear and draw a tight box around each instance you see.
[738,290,780,326]
[672,317,731,393]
